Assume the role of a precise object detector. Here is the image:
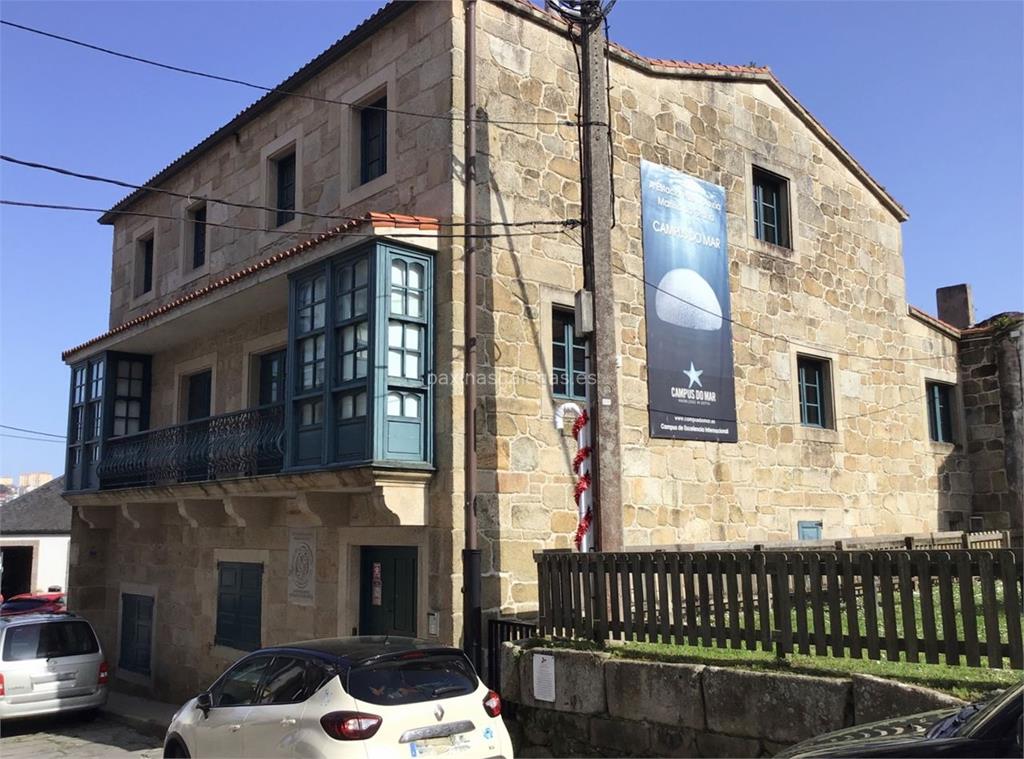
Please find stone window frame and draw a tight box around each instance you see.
[173,353,218,423]
[338,63,397,209]
[741,153,803,264]
[130,222,158,308]
[786,343,843,445]
[115,582,157,688]
[259,126,305,240]
[241,330,289,409]
[921,368,963,454]
[538,284,588,436]
[178,180,213,284]
[335,530,428,639]
[211,548,269,658]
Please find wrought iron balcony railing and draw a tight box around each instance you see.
[97,404,285,490]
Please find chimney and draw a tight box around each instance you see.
[936,284,974,329]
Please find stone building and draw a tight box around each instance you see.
[61,0,1010,702]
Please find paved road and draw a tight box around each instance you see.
[0,713,162,758]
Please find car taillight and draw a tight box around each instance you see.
[320,711,382,740]
[0,673,5,697]
[483,689,501,718]
[98,662,109,685]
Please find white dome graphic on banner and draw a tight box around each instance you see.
[654,267,723,331]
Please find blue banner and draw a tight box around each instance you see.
[640,160,737,442]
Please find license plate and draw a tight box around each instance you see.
[56,672,76,682]
[409,734,472,757]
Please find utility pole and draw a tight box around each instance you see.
[578,0,623,551]
[461,0,482,671]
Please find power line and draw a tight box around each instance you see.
[2,200,578,240]
[0,19,587,129]
[607,258,961,364]
[1,154,577,230]
[0,433,65,444]
[0,424,66,439]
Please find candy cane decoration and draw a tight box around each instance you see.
[572,409,593,552]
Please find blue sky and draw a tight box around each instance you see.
[1,0,1021,478]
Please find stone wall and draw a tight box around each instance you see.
[470,0,965,617]
[958,317,1024,529]
[500,644,964,758]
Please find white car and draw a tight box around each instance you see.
[163,636,513,758]
[0,612,109,720]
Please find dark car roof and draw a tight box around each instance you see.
[258,636,466,669]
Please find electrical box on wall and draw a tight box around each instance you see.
[427,611,439,637]
[575,289,594,335]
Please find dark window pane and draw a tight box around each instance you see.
[360,97,388,184]
[2,621,98,661]
[260,657,312,704]
[212,656,272,707]
[753,168,789,247]
[187,370,213,421]
[927,382,955,443]
[798,357,828,428]
[347,654,476,706]
[275,152,296,227]
[140,238,154,294]
[192,206,207,269]
[259,350,287,406]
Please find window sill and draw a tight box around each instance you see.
[130,289,157,310]
[929,440,958,455]
[179,263,210,286]
[793,424,841,445]
[339,172,394,209]
[748,236,796,263]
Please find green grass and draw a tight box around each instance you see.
[526,637,1023,701]
[789,578,1013,650]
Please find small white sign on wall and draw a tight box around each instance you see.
[287,528,316,606]
[532,653,556,702]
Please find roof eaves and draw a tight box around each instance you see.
[98,0,415,224]
[908,305,962,340]
[62,213,439,361]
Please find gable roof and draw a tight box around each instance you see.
[98,0,907,225]
[0,477,71,535]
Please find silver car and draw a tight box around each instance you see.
[0,612,108,720]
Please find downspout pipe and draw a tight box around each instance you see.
[462,0,482,672]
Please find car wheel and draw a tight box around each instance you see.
[163,738,191,758]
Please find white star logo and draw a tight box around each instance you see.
[683,361,703,388]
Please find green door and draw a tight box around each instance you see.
[359,546,417,637]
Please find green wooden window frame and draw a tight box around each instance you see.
[66,358,104,490]
[190,204,207,269]
[112,359,146,436]
[360,97,388,184]
[119,593,153,675]
[215,562,263,652]
[797,355,830,428]
[286,242,432,469]
[926,381,955,443]
[552,308,588,400]
[752,167,790,248]
[275,151,296,227]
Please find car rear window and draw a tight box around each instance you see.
[2,621,99,661]
[347,654,477,706]
[1,599,49,614]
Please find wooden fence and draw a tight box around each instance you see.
[535,548,1024,670]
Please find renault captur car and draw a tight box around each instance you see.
[776,682,1023,758]
[0,612,109,720]
[163,636,513,758]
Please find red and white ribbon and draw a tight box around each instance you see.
[572,409,593,552]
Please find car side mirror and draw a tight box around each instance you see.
[196,691,212,717]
